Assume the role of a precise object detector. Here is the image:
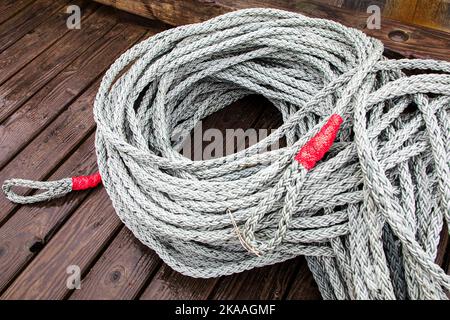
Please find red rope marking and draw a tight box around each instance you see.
[72,172,102,190]
[295,114,343,170]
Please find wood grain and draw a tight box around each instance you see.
[0,0,94,86]
[1,187,121,299]
[284,257,322,299]
[0,0,66,52]
[210,259,301,300]
[0,21,152,294]
[0,19,147,169]
[345,0,450,32]
[140,264,218,300]
[93,0,450,61]
[0,0,38,25]
[0,6,119,123]
[70,227,161,300]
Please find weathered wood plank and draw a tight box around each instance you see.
[189,95,270,160]
[0,0,66,52]
[1,187,121,299]
[0,0,38,25]
[0,0,94,86]
[210,259,301,299]
[0,5,117,123]
[93,0,450,61]
[69,227,161,300]
[284,257,322,299]
[357,0,450,33]
[0,19,148,169]
[140,264,218,300]
[0,133,98,293]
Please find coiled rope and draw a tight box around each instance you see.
[3,8,450,300]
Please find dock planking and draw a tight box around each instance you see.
[0,16,149,168]
[1,186,122,299]
[0,5,118,122]
[69,226,162,300]
[0,0,448,300]
[0,0,67,53]
[0,0,94,86]
[0,0,38,25]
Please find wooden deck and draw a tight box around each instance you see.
[0,0,448,300]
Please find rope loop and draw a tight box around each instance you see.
[2,178,72,204]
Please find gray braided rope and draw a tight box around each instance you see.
[2,8,450,300]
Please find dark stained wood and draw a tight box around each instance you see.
[140,264,218,300]
[1,187,121,299]
[285,257,322,299]
[0,0,38,25]
[0,0,94,86]
[0,0,66,52]
[436,224,449,266]
[210,259,301,300]
[93,0,450,61]
[69,227,161,300]
[190,95,271,160]
[0,18,148,169]
[0,5,120,123]
[0,82,98,224]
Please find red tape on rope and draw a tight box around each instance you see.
[72,172,102,190]
[295,114,343,170]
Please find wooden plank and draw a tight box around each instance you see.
[0,18,149,169]
[210,259,301,299]
[0,5,117,123]
[0,133,98,293]
[190,95,270,160]
[0,0,38,25]
[366,0,450,33]
[140,264,218,300]
[0,0,94,86]
[0,0,66,52]
[0,18,164,298]
[0,22,153,294]
[342,0,386,11]
[1,187,122,299]
[70,227,161,300]
[285,257,322,299]
[93,0,450,61]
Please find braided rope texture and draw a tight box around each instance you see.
[93,8,450,300]
[4,8,449,299]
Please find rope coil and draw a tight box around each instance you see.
[2,8,450,300]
